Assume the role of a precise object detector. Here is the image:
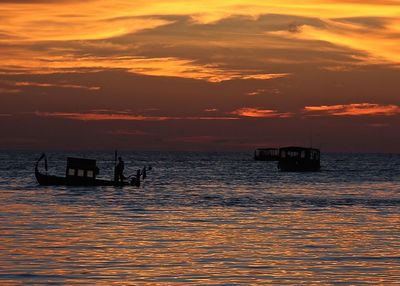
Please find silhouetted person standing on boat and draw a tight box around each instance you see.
[115,157,125,183]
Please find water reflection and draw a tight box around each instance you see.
[1,198,399,285]
[0,152,399,284]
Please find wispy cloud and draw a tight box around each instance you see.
[304,103,400,116]
[230,107,293,118]
[272,17,400,65]
[246,89,266,96]
[369,123,390,128]
[105,129,150,136]
[246,88,281,96]
[240,74,290,81]
[34,111,239,121]
[14,81,101,90]
[34,111,169,121]
[0,87,21,94]
[0,52,290,82]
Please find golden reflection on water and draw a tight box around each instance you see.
[1,200,399,285]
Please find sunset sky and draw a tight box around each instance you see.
[0,0,399,152]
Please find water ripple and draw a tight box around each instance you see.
[0,151,399,284]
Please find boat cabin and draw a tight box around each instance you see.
[254,148,280,161]
[278,147,320,171]
[66,157,98,182]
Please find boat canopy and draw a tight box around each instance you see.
[66,157,97,179]
[279,147,320,159]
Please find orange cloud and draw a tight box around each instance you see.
[0,87,21,94]
[304,103,400,116]
[1,0,398,82]
[0,4,171,42]
[34,111,169,121]
[240,74,290,81]
[303,20,399,64]
[246,89,266,96]
[0,51,290,82]
[246,88,281,96]
[14,81,100,91]
[34,111,239,121]
[230,107,293,118]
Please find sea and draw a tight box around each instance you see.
[0,151,399,285]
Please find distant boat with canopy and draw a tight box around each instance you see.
[254,148,280,161]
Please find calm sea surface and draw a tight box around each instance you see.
[0,151,399,285]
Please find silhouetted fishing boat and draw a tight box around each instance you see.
[254,148,280,161]
[35,154,147,187]
[278,147,320,172]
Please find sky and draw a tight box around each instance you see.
[0,0,399,152]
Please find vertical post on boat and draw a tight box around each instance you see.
[136,169,141,187]
[44,154,48,175]
[142,166,146,180]
[114,150,117,182]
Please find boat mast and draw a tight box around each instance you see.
[114,150,117,182]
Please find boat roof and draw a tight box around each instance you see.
[67,157,97,169]
[280,146,320,152]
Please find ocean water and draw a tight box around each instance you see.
[0,151,399,285]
